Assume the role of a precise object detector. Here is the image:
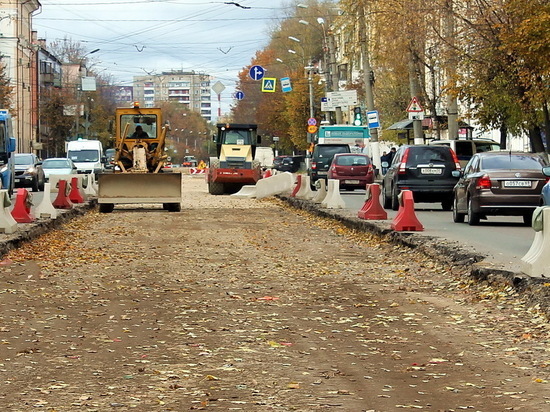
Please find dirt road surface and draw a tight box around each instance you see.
[1,176,549,411]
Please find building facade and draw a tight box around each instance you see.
[133,71,212,121]
[0,0,41,154]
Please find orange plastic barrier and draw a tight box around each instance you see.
[357,184,387,220]
[391,190,423,231]
[68,177,85,203]
[11,188,35,223]
[52,180,74,209]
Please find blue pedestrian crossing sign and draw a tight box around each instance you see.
[249,65,265,81]
[281,77,292,92]
[261,78,276,93]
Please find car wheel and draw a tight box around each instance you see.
[32,177,40,192]
[452,196,465,223]
[441,197,453,211]
[391,184,400,211]
[381,184,391,209]
[39,176,45,191]
[468,198,480,226]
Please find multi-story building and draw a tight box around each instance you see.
[0,0,41,153]
[133,71,212,121]
[32,37,63,158]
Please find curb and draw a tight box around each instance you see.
[282,195,550,316]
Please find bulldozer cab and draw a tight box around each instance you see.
[114,104,168,173]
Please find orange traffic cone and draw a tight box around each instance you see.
[391,190,423,231]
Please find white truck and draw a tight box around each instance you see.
[66,139,104,178]
[254,146,274,168]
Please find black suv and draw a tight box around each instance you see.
[308,143,351,188]
[381,145,461,211]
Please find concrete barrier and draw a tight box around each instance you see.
[0,190,17,234]
[255,172,294,199]
[312,179,327,204]
[295,175,315,200]
[32,182,58,219]
[321,179,346,209]
[521,206,550,278]
[231,185,257,198]
[49,174,89,194]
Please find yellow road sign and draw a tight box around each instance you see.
[307,125,318,133]
[261,78,277,92]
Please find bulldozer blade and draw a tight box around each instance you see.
[98,172,182,204]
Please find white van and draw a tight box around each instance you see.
[66,139,104,177]
[428,139,500,167]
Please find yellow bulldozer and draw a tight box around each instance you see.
[97,103,182,213]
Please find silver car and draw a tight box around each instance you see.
[42,158,78,182]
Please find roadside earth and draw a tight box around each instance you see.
[0,176,549,411]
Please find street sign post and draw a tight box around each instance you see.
[249,65,265,81]
[281,77,292,92]
[366,110,380,129]
[261,78,276,92]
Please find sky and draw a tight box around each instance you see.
[33,0,295,116]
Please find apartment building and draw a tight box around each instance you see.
[133,71,212,121]
[0,0,41,153]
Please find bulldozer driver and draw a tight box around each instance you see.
[131,125,149,139]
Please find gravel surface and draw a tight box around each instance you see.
[0,176,549,411]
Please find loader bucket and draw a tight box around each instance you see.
[97,172,182,212]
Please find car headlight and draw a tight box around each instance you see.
[0,165,7,173]
[26,167,36,173]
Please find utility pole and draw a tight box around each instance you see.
[408,47,424,144]
[326,29,342,124]
[358,3,380,170]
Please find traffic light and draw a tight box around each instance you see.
[353,107,363,126]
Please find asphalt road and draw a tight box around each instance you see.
[341,190,534,273]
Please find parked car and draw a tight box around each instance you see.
[541,166,550,206]
[41,158,78,182]
[278,156,301,173]
[328,153,374,191]
[273,155,290,171]
[381,145,461,211]
[428,139,501,168]
[14,153,45,192]
[308,143,351,188]
[453,151,549,226]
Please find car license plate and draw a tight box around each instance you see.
[344,180,360,184]
[504,180,531,187]
[317,171,327,176]
[421,168,443,175]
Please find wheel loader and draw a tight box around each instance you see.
[97,103,182,213]
[207,123,262,195]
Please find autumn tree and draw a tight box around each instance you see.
[0,58,13,111]
[456,0,550,151]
